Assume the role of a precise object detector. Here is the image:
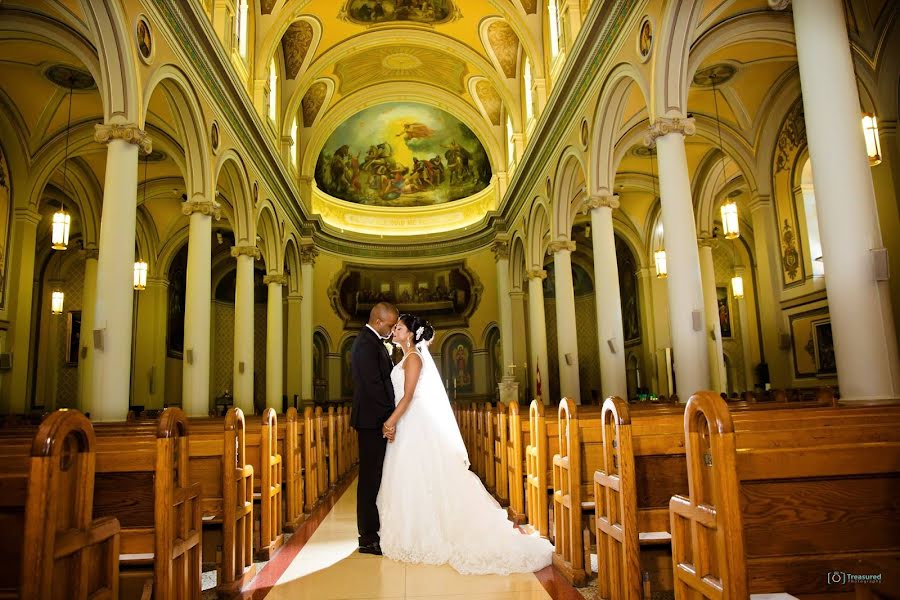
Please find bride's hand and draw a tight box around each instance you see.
[382,420,397,442]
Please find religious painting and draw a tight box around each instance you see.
[340,336,356,398]
[344,0,456,25]
[542,261,594,298]
[789,308,829,378]
[616,236,640,343]
[167,245,188,358]
[65,310,81,366]
[637,16,652,62]
[442,333,474,395]
[0,144,10,310]
[315,102,491,207]
[813,320,836,375]
[313,332,328,404]
[330,261,482,329]
[716,287,732,338]
[486,326,502,388]
[136,16,153,63]
[210,121,220,154]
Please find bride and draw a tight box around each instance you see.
[376,313,553,575]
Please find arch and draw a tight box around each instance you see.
[552,147,587,240]
[283,234,302,296]
[142,64,212,201]
[692,148,747,235]
[509,233,527,292]
[135,205,159,274]
[255,199,282,273]
[526,197,551,269]
[652,0,704,119]
[591,63,651,196]
[479,16,523,80]
[255,13,323,81]
[214,149,254,243]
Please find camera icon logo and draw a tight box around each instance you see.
[828,571,845,585]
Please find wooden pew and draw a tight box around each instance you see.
[505,401,526,523]
[669,392,900,599]
[315,407,328,495]
[482,403,496,493]
[93,408,202,599]
[219,409,255,595]
[303,407,320,511]
[525,400,551,537]
[247,408,283,561]
[0,409,120,599]
[551,399,585,584]
[491,403,510,506]
[283,408,305,532]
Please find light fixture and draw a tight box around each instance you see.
[862,112,881,166]
[710,72,740,239]
[731,275,744,299]
[51,290,65,315]
[721,199,739,239]
[654,249,668,278]
[52,85,75,250]
[133,261,148,290]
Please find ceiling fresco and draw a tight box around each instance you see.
[314,101,492,207]
[342,0,458,25]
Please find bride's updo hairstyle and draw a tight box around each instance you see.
[399,313,435,346]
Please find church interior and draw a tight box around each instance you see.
[0,0,898,598]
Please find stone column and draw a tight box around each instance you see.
[181,198,219,417]
[698,235,726,393]
[584,194,627,400]
[777,0,900,397]
[299,246,317,405]
[526,269,550,403]
[264,273,286,411]
[734,266,755,392]
[5,208,40,412]
[231,244,258,414]
[636,267,660,395]
[132,274,168,409]
[510,289,529,399]
[645,117,710,397]
[286,293,302,405]
[492,241,515,384]
[91,124,150,421]
[549,240,581,403]
[77,248,99,413]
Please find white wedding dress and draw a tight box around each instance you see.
[376,344,553,575]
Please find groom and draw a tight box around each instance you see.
[350,301,399,556]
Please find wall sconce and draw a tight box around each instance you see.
[862,112,881,166]
[654,249,667,278]
[133,261,148,290]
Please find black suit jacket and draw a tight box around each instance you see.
[350,326,396,430]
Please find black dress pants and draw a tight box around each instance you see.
[356,428,388,546]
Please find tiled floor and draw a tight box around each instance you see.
[257,478,555,600]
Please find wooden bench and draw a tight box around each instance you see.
[481,403,496,493]
[304,407,320,511]
[92,408,202,599]
[0,409,120,599]
[669,392,900,599]
[247,408,283,561]
[283,407,305,532]
[525,400,554,538]
[491,403,510,506]
[505,401,526,523]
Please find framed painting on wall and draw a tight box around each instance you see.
[716,287,732,338]
[65,310,82,366]
[813,320,836,375]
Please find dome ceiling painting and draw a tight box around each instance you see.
[314,101,491,207]
[342,0,459,25]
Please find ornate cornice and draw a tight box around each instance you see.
[263,273,288,286]
[94,123,152,155]
[583,194,620,213]
[548,240,577,254]
[230,244,260,259]
[491,241,510,261]
[644,117,697,147]
[300,246,319,265]
[181,199,222,219]
[526,269,548,280]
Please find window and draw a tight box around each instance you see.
[235,0,248,59]
[268,58,277,122]
[290,117,298,168]
[524,57,534,123]
[800,158,824,276]
[506,116,516,172]
[548,0,563,59]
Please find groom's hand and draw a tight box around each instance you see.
[382,422,396,442]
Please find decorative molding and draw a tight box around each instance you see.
[300,246,319,265]
[644,117,696,147]
[94,123,152,155]
[230,244,260,259]
[526,269,547,280]
[748,194,772,213]
[775,102,805,172]
[181,199,221,219]
[491,241,510,261]
[263,273,288,286]
[697,234,717,249]
[582,193,620,213]
[13,207,42,225]
[548,240,577,254]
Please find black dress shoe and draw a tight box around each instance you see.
[358,543,383,556]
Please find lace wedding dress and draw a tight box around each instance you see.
[376,344,553,575]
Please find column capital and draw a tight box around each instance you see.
[548,240,577,254]
[526,268,547,280]
[637,267,654,280]
[748,194,773,213]
[582,193,620,213]
[281,135,294,147]
[263,273,288,286]
[286,293,303,302]
[300,245,319,265]
[733,265,746,276]
[230,244,260,259]
[644,117,696,147]
[181,199,222,220]
[83,248,100,260]
[767,0,791,9]
[491,240,510,261]
[146,276,169,288]
[94,123,152,155]
[697,234,718,249]
[14,207,42,225]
